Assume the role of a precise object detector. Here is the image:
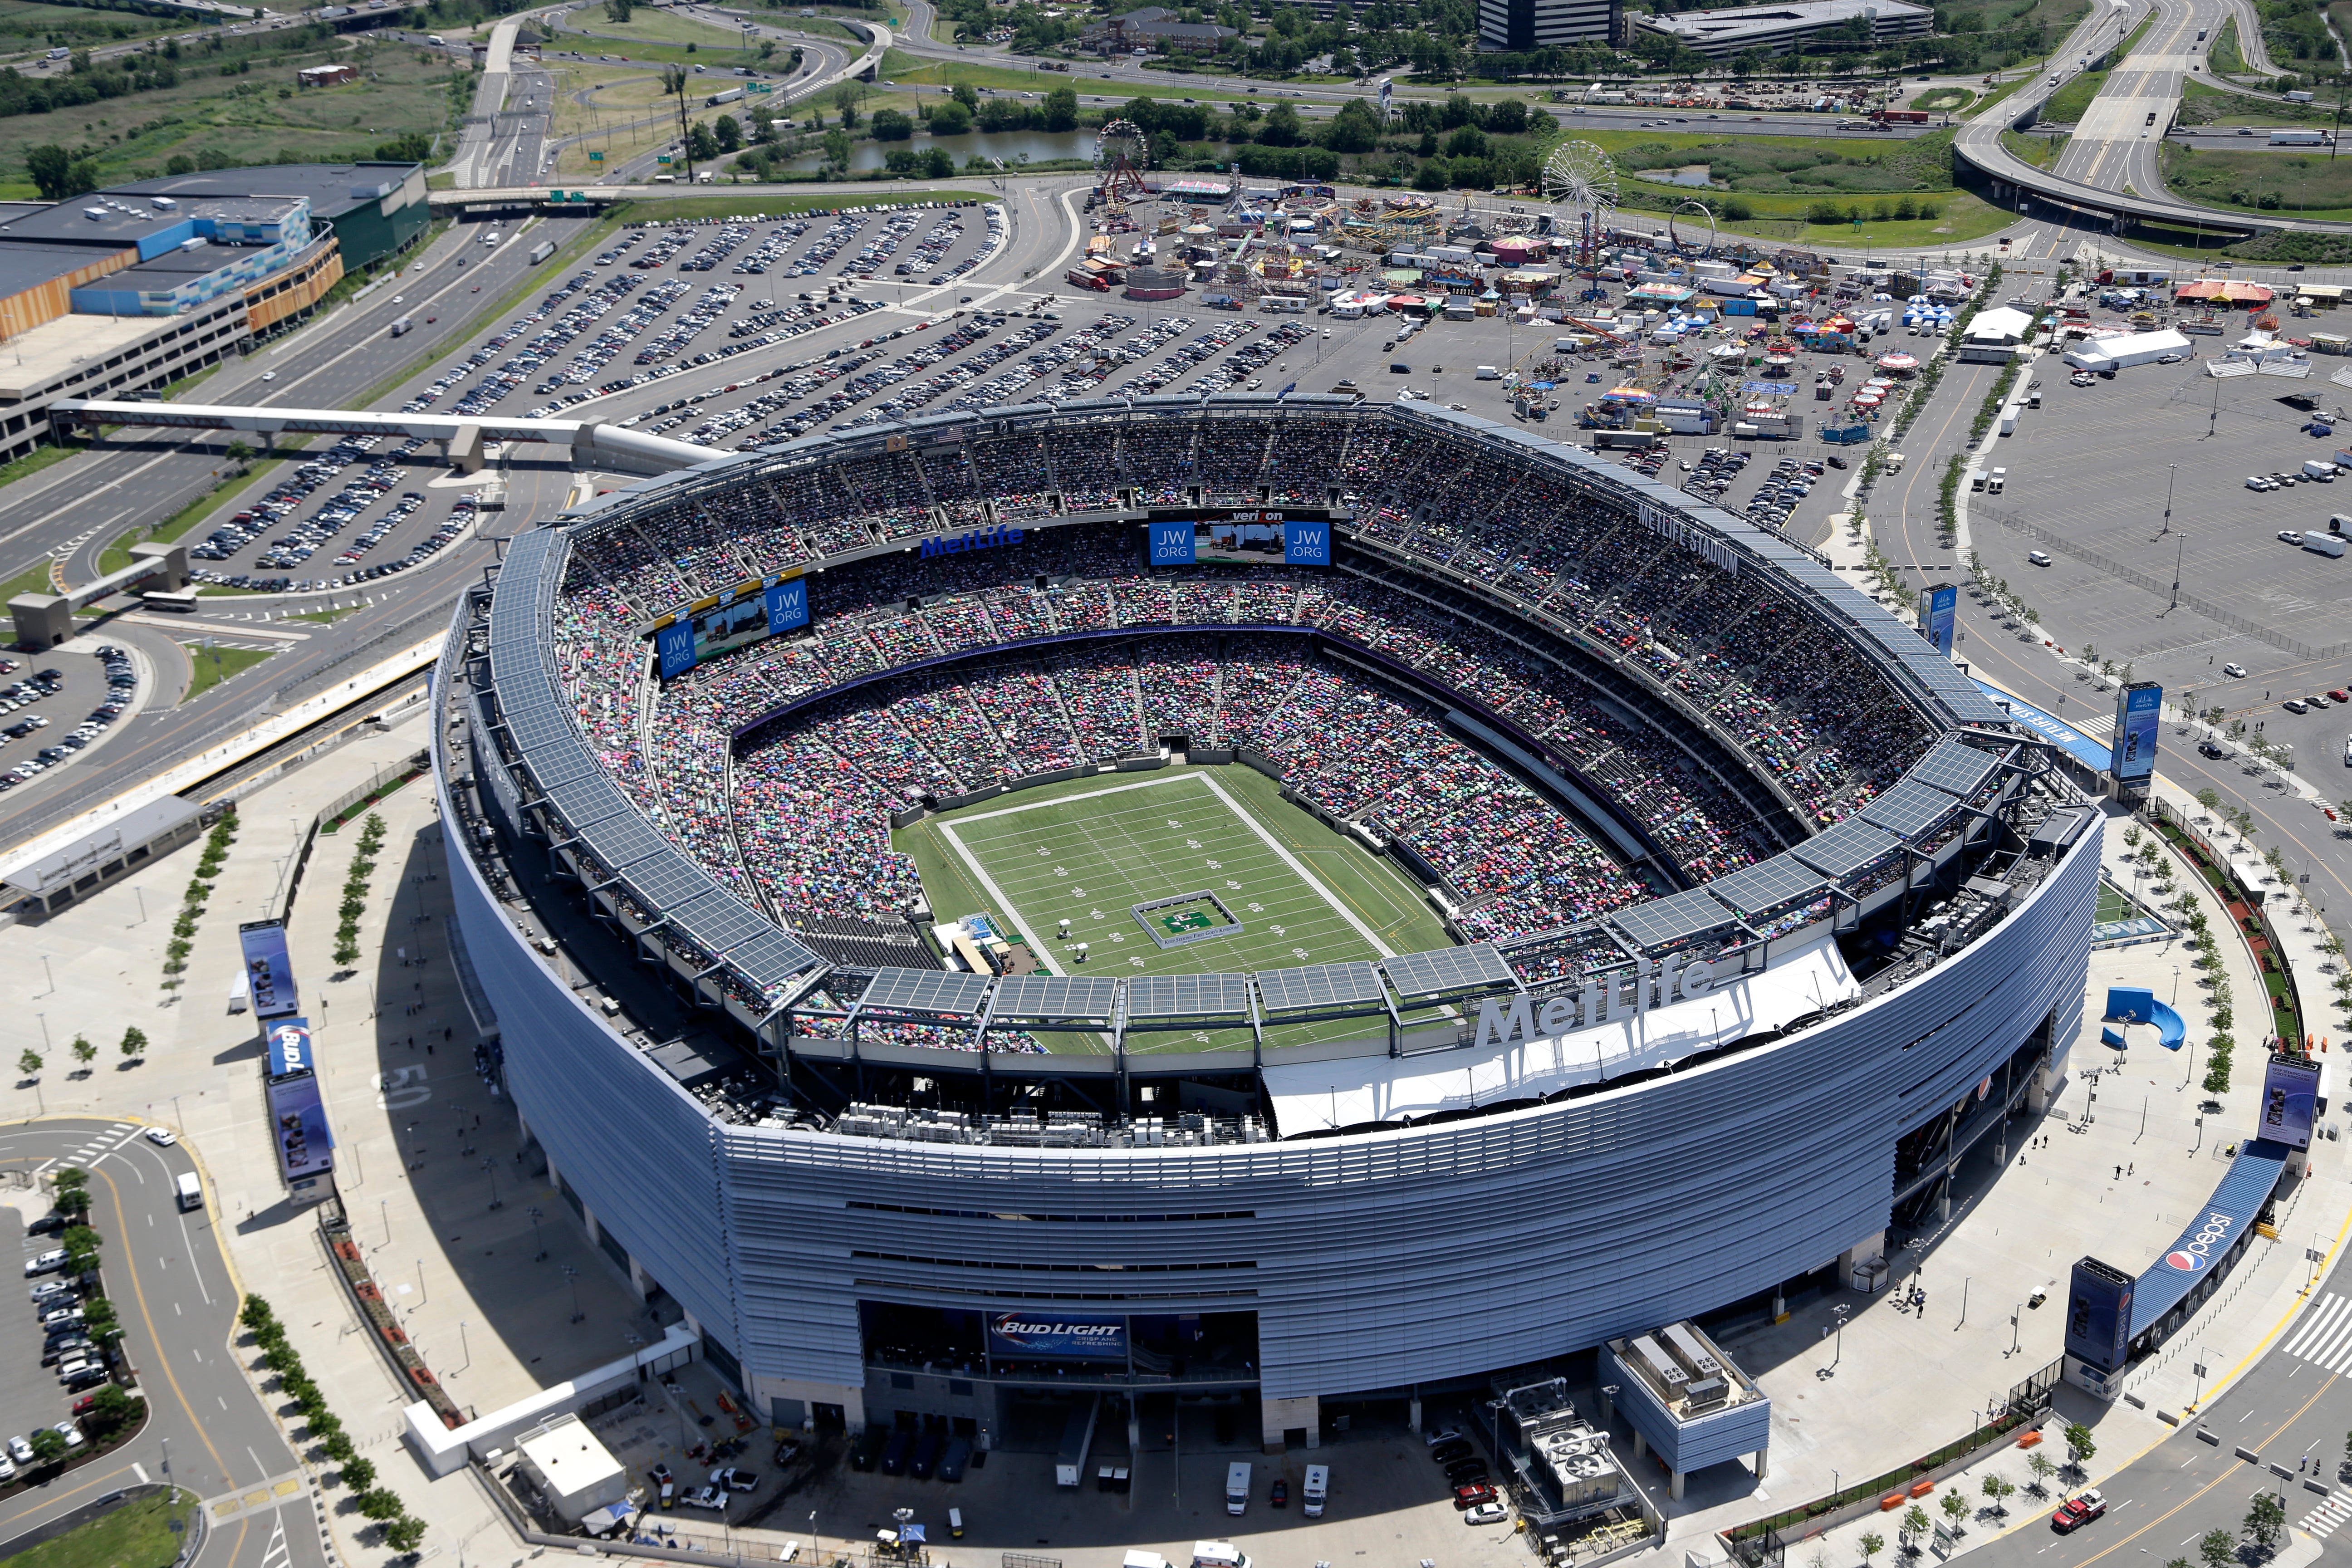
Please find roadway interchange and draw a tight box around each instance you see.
[0,1119,324,1568]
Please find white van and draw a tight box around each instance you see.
[427,32,446,44]
[1224,1462,1250,1516]
[1302,1463,1328,1517]
[1475,365,1501,380]
[2027,549,2051,566]
[1987,468,2007,494]
[175,1171,202,1211]
[1193,1544,1250,1568]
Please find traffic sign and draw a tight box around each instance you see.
[657,153,672,164]
[749,82,771,91]
[588,149,604,161]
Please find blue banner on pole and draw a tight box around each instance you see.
[1926,583,1957,657]
[656,620,698,680]
[765,577,810,636]
[1282,518,1330,566]
[1147,520,1196,565]
[2112,682,2162,784]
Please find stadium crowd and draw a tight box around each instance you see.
[537,413,1943,997]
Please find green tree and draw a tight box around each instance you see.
[951,80,978,111]
[25,1426,67,1465]
[2245,1491,2285,1553]
[25,145,93,201]
[1858,1534,1884,1567]
[357,1489,405,1522]
[831,79,861,128]
[713,113,741,150]
[1320,96,1382,152]
[1041,83,1077,131]
[686,121,719,160]
[928,98,970,135]
[605,0,632,19]
[118,1027,147,1061]
[2064,1421,2096,1472]
[69,1036,93,1073]
[1902,1504,1931,1545]
[17,1048,40,1079]
[84,1383,138,1436]
[342,1454,377,1491]
[822,127,853,167]
[384,1516,427,1553]
[2200,1528,2237,1568]
[1259,99,1306,145]
[1981,1475,2014,1514]
[1940,1490,1969,1528]
[2026,1450,2056,1493]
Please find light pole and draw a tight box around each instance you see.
[483,1156,503,1210]
[528,1203,548,1261]
[458,1318,471,1373]
[564,1264,585,1323]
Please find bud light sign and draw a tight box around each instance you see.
[988,1311,1127,1360]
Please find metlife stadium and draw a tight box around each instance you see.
[435,397,2097,1465]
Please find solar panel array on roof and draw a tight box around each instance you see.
[1708,854,1830,919]
[1609,887,1742,954]
[1125,972,1252,1019]
[1792,816,1904,882]
[1911,737,2004,801]
[1255,960,1385,1014]
[1383,945,1515,999]
[674,888,778,958]
[619,847,721,914]
[860,968,990,1017]
[544,774,632,836]
[991,975,1120,1021]
[1860,780,1961,843]
[504,693,579,761]
[727,929,822,993]
[582,814,669,874]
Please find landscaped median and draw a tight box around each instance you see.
[239,1293,428,1554]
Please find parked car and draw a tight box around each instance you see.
[680,1486,728,1512]
[710,1466,759,1492]
[24,1249,66,1276]
[1431,1440,1472,1465]
[1271,1479,1289,1508]
[1454,1483,1498,1510]
[1466,1501,1510,1525]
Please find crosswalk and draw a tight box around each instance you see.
[2298,1491,2352,1538]
[39,1123,139,1176]
[2280,1290,2352,1377]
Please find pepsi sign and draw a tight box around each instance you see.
[986,1311,1127,1360]
[2165,1211,2234,1272]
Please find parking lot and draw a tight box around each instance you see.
[0,1198,100,1481]
[570,1380,1546,1568]
[0,643,142,796]
[1961,350,2352,768]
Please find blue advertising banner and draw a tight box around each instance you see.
[1148,520,1196,565]
[765,577,810,636]
[2064,1257,2134,1373]
[656,620,698,681]
[2112,681,2162,784]
[265,1017,312,1079]
[2262,1054,2322,1150]
[238,920,299,1021]
[1926,584,1958,657]
[987,1310,1127,1360]
[265,1074,334,1181]
[1283,517,1331,566]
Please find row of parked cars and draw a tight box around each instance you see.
[1424,1428,1505,1522]
[1,652,131,791]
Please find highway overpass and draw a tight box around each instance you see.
[51,400,720,476]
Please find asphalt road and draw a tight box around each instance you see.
[0,1118,322,1568]
[1965,1253,2352,1568]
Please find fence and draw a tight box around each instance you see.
[1974,503,2349,660]
[1720,1357,2060,1563]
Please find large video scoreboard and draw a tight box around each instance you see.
[1144,508,1337,568]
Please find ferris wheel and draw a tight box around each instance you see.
[1541,141,1618,298]
[1094,118,1148,204]
[1666,198,1719,258]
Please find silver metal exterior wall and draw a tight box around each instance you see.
[445,754,2095,1401]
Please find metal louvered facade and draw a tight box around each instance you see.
[440,400,2098,1425]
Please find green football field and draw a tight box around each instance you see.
[895,765,1456,1053]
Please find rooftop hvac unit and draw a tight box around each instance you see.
[1684,1377,1729,1412]
[151,196,177,211]
[1662,1323,1724,1380]
[1629,1335,1687,1391]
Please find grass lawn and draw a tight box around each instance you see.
[2161,141,2352,220]
[2178,77,2340,124]
[1618,184,2009,248]
[0,554,58,602]
[2002,126,2069,165]
[0,442,75,494]
[181,642,274,701]
[560,8,757,47]
[2211,14,2247,73]
[880,50,1242,102]
[1542,126,1957,196]
[1913,87,1977,111]
[0,34,470,199]
[897,764,1450,1052]
[609,188,988,217]
[11,1488,198,1568]
[0,0,185,60]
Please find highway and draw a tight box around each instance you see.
[0,1119,323,1568]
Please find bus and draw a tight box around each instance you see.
[143,588,200,612]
